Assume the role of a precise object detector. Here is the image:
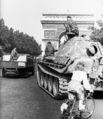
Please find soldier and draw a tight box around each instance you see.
[59,16,79,43]
[66,15,79,36]
[44,42,56,57]
[10,48,18,60]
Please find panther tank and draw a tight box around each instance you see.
[35,34,103,99]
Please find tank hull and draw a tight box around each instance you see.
[36,37,103,99]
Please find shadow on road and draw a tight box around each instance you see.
[3,73,34,79]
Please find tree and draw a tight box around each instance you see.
[0,18,41,56]
[90,20,103,45]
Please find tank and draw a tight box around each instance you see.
[1,54,34,77]
[35,33,103,99]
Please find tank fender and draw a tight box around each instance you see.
[65,57,93,73]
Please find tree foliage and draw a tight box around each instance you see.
[0,19,41,56]
[90,20,103,45]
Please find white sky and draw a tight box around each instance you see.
[1,0,103,45]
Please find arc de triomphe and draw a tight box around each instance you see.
[41,13,94,50]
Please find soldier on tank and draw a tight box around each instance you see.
[44,42,56,57]
[59,16,79,44]
[66,15,79,38]
[10,48,18,60]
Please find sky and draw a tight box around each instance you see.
[1,0,103,46]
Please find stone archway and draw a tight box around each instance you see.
[41,13,94,50]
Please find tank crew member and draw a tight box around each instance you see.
[10,47,18,60]
[44,42,56,57]
[59,16,79,43]
[66,15,79,37]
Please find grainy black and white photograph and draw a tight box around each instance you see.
[1,0,103,119]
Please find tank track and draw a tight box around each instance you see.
[35,62,72,99]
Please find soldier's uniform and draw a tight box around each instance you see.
[66,16,79,37]
[45,42,55,57]
[10,48,18,60]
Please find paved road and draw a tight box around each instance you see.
[0,74,103,119]
[0,75,62,119]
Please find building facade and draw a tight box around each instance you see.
[41,13,95,50]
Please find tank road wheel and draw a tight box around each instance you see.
[44,74,48,89]
[40,72,44,87]
[52,78,59,97]
[48,76,53,92]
